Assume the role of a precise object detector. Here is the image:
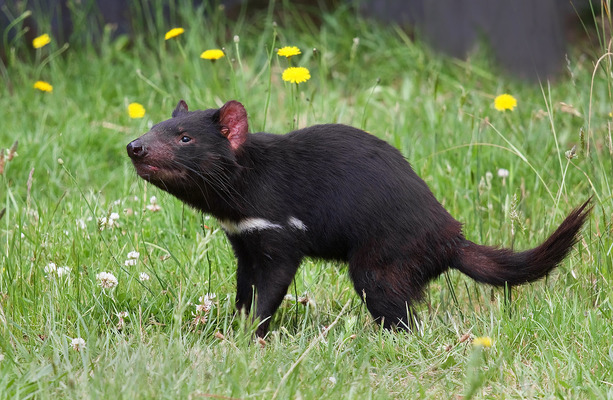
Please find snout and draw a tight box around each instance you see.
[127,139,147,159]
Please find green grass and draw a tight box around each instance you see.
[1,2,613,398]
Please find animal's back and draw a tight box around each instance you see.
[245,124,462,260]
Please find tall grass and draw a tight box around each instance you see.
[1,2,612,398]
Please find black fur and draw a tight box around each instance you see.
[127,100,591,337]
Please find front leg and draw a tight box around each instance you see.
[228,234,302,337]
[252,256,301,337]
[228,237,256,314]
[236,257,255,314]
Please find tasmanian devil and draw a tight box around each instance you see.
[126,100,591,337]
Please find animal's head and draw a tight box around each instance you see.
[126,100,249,197]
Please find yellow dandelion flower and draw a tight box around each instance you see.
[164,28,184,40]
[128,103,146,119]
[494,94,517,111]
[200,49,225,61]
[33,81,53,92]
[277,46,301,58]
[32,34,51,49]
[472,336,492,348]
[282,67,311,84]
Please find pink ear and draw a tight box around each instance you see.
[219,100,249,150]
[172,100,188,117]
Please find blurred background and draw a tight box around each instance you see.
[1,0,606,81]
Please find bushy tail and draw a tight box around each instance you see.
[453,199,591,286]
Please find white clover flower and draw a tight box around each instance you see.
[44,262,57,275]
[199,293,216,304]
[497,168,509,178]
[71,337,86,351]
[139,272,150,282]
[124,259,137,267]
[124,251,139,267]
[117,311,128,318]
[146,196,161,212]
[196,293,216,313]
[96,272,118,289]
[44,263,71,280]
[98,216,118,230]
[99,218,111,229]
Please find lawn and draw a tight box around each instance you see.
[1,2,612,399]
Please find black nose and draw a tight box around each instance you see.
[127,139,147,159]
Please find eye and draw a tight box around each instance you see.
[180,135,192,143]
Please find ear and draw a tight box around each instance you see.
[172,100,188,117]
[218,100,249,150]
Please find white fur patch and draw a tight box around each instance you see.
[219,218,283,235]
[288,217,307,231]
[219,216,307,235]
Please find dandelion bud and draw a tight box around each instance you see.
[233,35,240,43]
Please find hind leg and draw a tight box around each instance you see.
[348,258,424,330]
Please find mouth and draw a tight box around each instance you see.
[131,160,158,175]
[131,160,185,182]
[137,163,160,173]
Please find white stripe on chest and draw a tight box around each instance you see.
[219,216,307,235]
[287,216,307,231]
